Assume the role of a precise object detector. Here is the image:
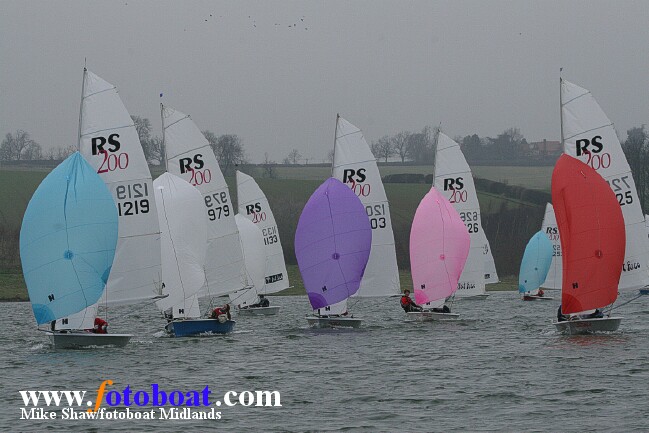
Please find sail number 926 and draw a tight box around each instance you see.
[204,191,230,220]
[116,182,149,216]
[459,211,480,233]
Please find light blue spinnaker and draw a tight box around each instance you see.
[518,230,553,294]
[20,152,118,324]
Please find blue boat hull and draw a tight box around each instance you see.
[165,319,235,337]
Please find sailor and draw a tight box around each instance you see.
[258,295,270,308]
[537,288,545,297]
[93,317,108,334]
[400,289,423,312]
[557,305,568,322]
[431,305,451,314]
[210,304,232,321]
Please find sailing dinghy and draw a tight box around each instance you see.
[408,187,470,321]
[234,170,289,315]
[331,115,401,312]
[519,231,554,301]
[228,214,281,316]
[552,155,625,334]
[433,131,491,300]
[295,178,372,328]
[540,203,562,294]
[20,153,127,349]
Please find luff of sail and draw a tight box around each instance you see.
[20,153,118,325]
[540,203,562,289]
[410,187,470,307]
[332,116,400,297]
[229,214,268,308]
[79,70,162,305]
[236,171,289,294]
[154,173,208,318]
[561,79,649,290]
[482,233,499,284]
[162,105,246,297]
[433,132,486,297]
[552,154,625,314]
[295,178,372,309]
[518,231,553,294]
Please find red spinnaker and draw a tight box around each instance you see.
[552,154,625,314]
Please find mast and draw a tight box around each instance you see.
[559,68,564,152]
[160,103,168,169]
[431,122,441,180]
[331,113,340,176]
[77,67,87,151]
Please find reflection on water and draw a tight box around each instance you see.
[2,290,649,432]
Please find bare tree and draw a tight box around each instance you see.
[262,152,277,178]
[370,135,394,162]
[203,131,246,176]
[391,131,411,162]
[131,115,164,164]
[45,145,76,160]
[0,130,42,160]
[287,148,302,164]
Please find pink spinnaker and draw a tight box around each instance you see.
[410,187,470,305]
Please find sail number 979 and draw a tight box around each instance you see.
[204,191,230,221]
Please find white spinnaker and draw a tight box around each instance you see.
[540,203,562,290]
[228,215,268,308]
[562,79,649,290]
[236,171,289,294]
[434,132,485,298]
[332,116,400,297]
[482,233,499,284]
[79,70,161,305]
[154,173,208,318]
[162,105,246,297]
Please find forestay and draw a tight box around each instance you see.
[162,105,246,297]
[229,215,267,308]
[561,79,649,290]
[236,171,289,294]
[410,187,470,307]
[518,231,553,294]
[20,153,118,325]
[79,69,162,305]
[434,132,486,297]
[332,116,400,297]
[154,173,208,319]
[540,203,562,289]
[552,154,625,314]
[295,178,372,310]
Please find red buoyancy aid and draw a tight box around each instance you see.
[94,317,108,334]
[400,296,413,307]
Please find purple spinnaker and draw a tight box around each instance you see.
[295,177,372,309]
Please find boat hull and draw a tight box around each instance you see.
[639,288,649,295]
[306,316,362,328]
[407,311,460,321]
[458,294,489,300]
[46,332,132,349]
[165,319,235,337]
[553,317,622,334]
[237,306,281,316]
[523,295,555,301]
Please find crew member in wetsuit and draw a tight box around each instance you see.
[400,289,423,312]
[247,295,271,309]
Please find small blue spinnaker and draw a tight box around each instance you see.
[20,152,118,324]
[518,230,553,293]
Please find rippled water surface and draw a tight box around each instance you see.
[2,291,649,432]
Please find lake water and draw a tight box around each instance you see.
[2,291,649,432]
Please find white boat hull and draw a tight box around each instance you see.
[46,332,132,349]
[306,315,362,328]
[237,306,281,316]
[523,295,555,301]
[407,311,460,321]
[553,317,622,334]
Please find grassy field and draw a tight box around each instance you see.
[0,163,544,300]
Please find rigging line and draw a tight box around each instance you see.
[563,123,614,142]
[610,293,643,311]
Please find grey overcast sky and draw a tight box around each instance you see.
[2,0,649,163]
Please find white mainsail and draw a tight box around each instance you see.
[482,233,499,284]
[229,215,268,308]
[162,105,246,297]
[540,203,562,290]
[154,173,207,319]
[79,69,162,305]
[434,132,486,298]
[236,171,289,294]
[561,79,649,290]
[331,115,400,297]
